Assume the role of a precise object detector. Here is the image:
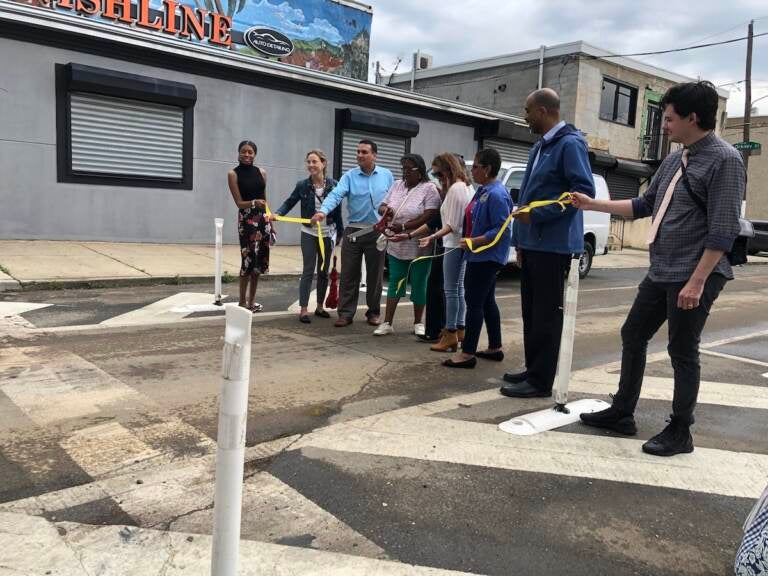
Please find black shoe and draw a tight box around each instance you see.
[499,381,551,398]
[417,333,440,343]
[314,309,331,318]
[442,357,477,369]
[642,418,694,456]
[299,314,311,324]
[580,406,637,436]
[502,370,528,384]
[476,350,504,362]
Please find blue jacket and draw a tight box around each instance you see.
[511,124,595,254]
[466,180,512,265]
[275,177,344,236]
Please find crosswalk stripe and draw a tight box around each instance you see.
[0,512,475,575]
[295,412,768,499]
[60,422,161,479]
[100,292,219,327]
[0,347,140,426]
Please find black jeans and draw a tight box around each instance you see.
[612,273,728,425]
[461,260,502,355]
[424,245,446,337]
[520,250,572,392]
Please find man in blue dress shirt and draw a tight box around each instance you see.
[313,140,394,327]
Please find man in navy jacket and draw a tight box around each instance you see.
[501,88,595,398]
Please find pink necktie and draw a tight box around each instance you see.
[647,149,689,245]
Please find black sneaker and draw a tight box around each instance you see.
[580,406,637,436]
[642,419,693,457]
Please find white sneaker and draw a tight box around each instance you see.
[374,322,394,336]
[413,323,426,337]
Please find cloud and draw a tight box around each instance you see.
[369,0,768,115]
[235,0,343,44]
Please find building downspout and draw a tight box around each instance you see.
[537,45,546,89]
[411,50,420,91]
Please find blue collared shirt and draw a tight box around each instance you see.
[530,120,566,174]
[320,165,394,225]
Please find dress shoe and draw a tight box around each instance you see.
[499,381,551,398]
[367,315,382,326]
[580,405,637,436]
[476,350,504,362]
[417,333,440,342]
[431,330,458,352]
[314,309,331,318]
[642,418,693,456]
[334,317,353,327]
[502,370,528,384]
[299,314,311,324]
[442,356,477,369]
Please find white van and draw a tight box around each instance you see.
[465,161,611,278]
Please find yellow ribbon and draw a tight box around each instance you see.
[464,192,573,253]
[265,204,326,269]
[394,193,574,292]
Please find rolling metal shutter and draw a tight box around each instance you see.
[70,92,184,180]
[605,171,640,200]
[341,129,407,175]
[482,137,532,163]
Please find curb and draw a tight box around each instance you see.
[8,273,302,292]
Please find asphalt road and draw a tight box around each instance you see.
[1,264,767,574]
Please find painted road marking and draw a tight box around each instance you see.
[100,292,220,326]
[295,411,768,499]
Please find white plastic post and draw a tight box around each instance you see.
[211,304,252,576]
[554,257,580,407]
[214,218,224,305]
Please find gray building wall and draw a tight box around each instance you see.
[0,36,477,245]
[390,58,580,127]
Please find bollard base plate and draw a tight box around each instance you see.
[498,398,610,436]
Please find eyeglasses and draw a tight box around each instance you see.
[401,166,420,174]
[432,171,443,179]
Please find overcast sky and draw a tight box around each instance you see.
[368,0,768,118]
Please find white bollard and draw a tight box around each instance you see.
[211,304,252,576]
[554,256,581,407]
[214,218,224,306]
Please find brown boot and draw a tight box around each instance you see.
[431,330,459,352]
[457,328,465,343]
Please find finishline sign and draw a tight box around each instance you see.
[50,0,233,47]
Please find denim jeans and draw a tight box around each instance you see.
[299,232,333,308]
[612,273,728,425]
[443,248,466,331]
[461,260,502,355]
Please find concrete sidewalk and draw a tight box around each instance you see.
[0,240,765,291]
[0,240,308,291]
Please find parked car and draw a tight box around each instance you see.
[748,220,768,255]
[465,161,611,278]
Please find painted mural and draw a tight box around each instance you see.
[12,0,373,80]
[230,0,372,80]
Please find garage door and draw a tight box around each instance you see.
[482,137,532,164]
[340,129,408,175]
[605,171,640,200]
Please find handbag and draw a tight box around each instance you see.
[680,163,754,266]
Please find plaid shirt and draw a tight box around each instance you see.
[631,131,745,282]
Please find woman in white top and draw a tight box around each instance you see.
[418,153,473,352]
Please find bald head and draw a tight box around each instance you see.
[524,88,561,135]
[529,88,560,113]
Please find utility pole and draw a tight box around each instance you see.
[742,19,754,215]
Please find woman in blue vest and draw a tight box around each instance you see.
[443,148,512,369]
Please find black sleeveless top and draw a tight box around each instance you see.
[234,164,266,202]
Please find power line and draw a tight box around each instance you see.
[585,31,768,59]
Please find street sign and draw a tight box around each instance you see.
[734,141,762,155]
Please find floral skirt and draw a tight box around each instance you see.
[238,208,272,276]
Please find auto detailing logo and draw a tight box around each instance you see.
[244,27,294,57]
